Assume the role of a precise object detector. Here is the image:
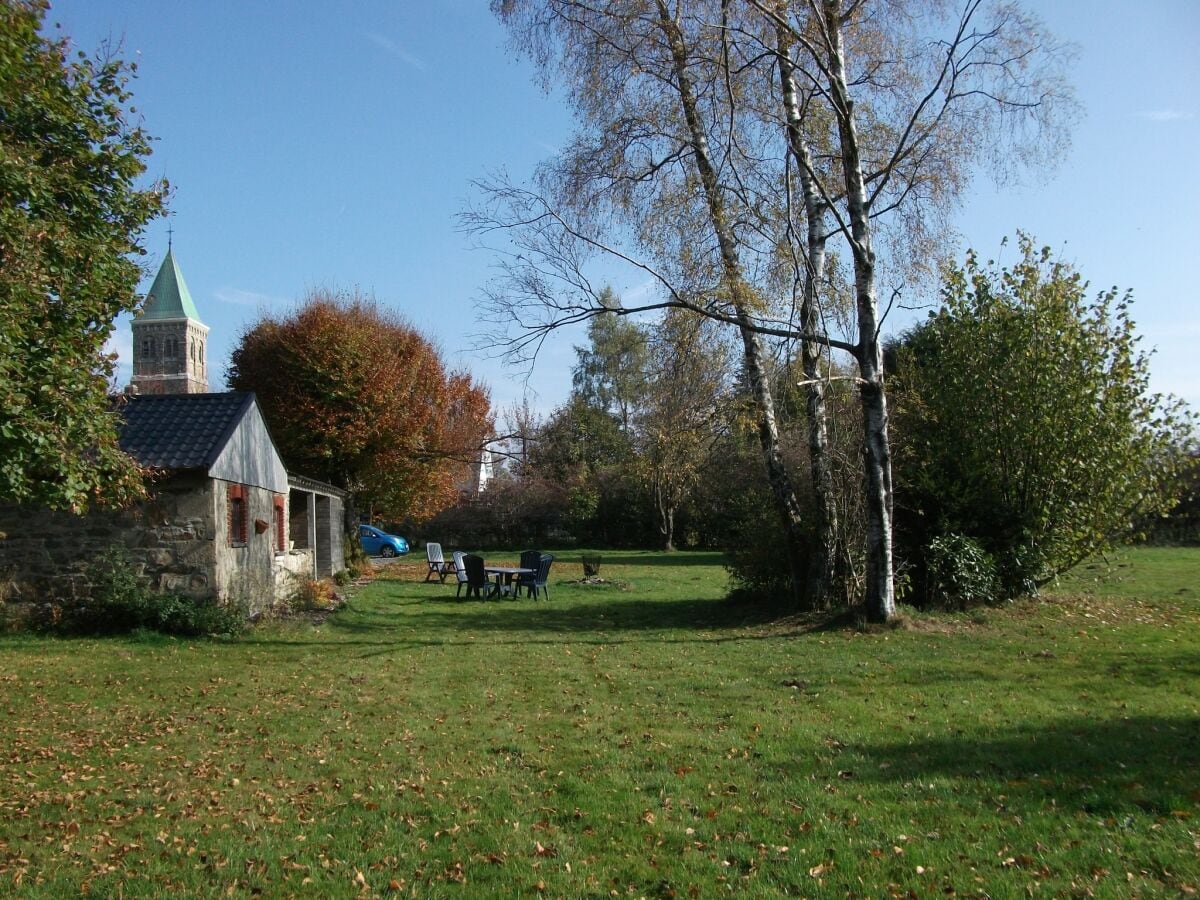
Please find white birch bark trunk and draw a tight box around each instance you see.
[822,0,896,622]
[776,22,837,607]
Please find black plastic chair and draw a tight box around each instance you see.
[462,554,493,599]
[528,553,554,601]
[516,549,542,597]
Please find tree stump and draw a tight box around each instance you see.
[581,554,602,578]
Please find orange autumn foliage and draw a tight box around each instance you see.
[228,290,492,522]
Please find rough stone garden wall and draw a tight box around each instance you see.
[0,473,219,615]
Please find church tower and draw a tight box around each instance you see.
[130,246,209,395]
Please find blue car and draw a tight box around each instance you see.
[358,524,409,558]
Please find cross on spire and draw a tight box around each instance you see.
[167,223,174,250]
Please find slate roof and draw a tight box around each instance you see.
[119,392,254,470]
[139,248,202,321]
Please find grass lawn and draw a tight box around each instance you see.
[1,547,1197,897]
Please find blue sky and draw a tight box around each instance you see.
[46,0,1199,415]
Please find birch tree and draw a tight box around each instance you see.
[478,0,853,607]
[771,10,841,602]
[474,0,1075,619]
[740,0,1077,619]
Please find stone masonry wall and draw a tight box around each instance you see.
[212,479,284,616]
[274,548,315,601]
[1,476,332,625]
[0,473,218,613]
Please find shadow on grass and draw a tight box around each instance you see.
[1098,651,1200,688]
[331,592,785,637]
[408,551,727,569]
[214,592,808,657]
[854,714,1200,817]
[877,648,1200,697]
[559,552,727,568]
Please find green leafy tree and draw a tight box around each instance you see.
[894,235,1196,596]
[571,289,648,432]
[0,0,165,511]
[527,396,647,544]
[530,397,634,483]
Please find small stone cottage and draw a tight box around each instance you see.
[0,246,346,618]
[0,392,346,616]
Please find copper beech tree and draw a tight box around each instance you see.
[228,291,493,524]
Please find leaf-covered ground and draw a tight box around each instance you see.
[1,548,1197,897]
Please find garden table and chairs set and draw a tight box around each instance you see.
[424,542,554,600]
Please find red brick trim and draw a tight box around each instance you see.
[273,495,286,552]
[227,484,248,546]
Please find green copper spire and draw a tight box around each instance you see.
[141,247,201,321]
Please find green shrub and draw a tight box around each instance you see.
[344,534,370,578]
[993,540,1039,600]
[923,533,999,609]
[892,236,1196,594]
[70,548,151,633]
[717,442,811,606]
[723,498,797,600]
[147,591,248,637]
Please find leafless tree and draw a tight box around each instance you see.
[473,0,848,607]
[744,0,1077,619]
[468,0,1075,619]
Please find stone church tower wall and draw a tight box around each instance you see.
[132,319,209,394]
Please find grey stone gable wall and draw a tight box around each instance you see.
[211,476,288,612]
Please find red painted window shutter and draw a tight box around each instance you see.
[227,484,248,546]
